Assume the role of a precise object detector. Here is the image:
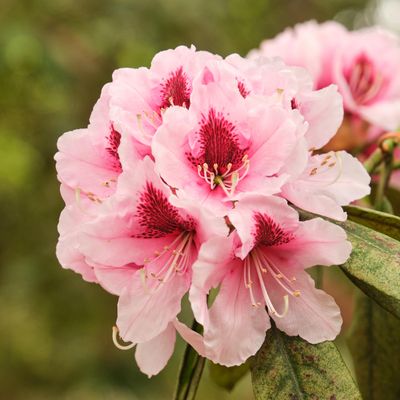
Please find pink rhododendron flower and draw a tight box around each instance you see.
[55,46,219,204]
[333,27,400,131]
[71,157,227,375]
[109,46,220,154]
[189,195,351,366]
[152,60,306,213]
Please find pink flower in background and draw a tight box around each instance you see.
[71,157,227,375]
[333,27,400,131]
[249,20,348,90]
[189,195,351,366]
[152,61,306,212]
[250,21,400,134]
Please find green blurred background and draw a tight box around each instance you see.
[0,0,392,398]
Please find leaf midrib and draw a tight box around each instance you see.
[274,325,305,400]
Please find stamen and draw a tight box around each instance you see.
[308,152,343,187]
[75,188,81,204]
[112,326,135,350]
[139,268,149,293]
[244,257,260,307]
[197,155,250,197]
[251,251,289,318]
[143,233,193,292]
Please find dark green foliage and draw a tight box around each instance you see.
[251,323,361,400]
[344,205,400,241]
[348,295,400,400]
[338,218,400,318]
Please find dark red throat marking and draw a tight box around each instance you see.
[160,67,191,109]
[187,108,247,175]
[106,126,122,172]
[253,213,294,247]
[237,81,250,98]
[135,182,194,238]
[347,54,382,105]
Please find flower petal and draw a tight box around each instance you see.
[269,271,342,343]
[135,323,176,377]
[204,264,270,366]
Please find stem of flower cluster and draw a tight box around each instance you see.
[173,319,205,400]
[373,137,399,211]
[363,147,383,174]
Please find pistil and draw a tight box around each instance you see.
[197,155,250,196]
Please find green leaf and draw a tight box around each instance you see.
[348,294,400,400]
[173,321,205,400]
[209,361,249,392]
[344,205,400,241]
[251,323,361,400]
[337,218,400,318]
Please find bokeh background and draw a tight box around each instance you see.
[1,0,398,399]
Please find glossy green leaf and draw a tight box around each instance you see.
[344,205,400,241]
[209,361,249,392]
[348,295,400,400]
[337,218,400,318]
[251,323,361,400]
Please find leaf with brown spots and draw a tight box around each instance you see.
[344,205,400,241]
[336,218,400,319]
[251,323,361,400]
[348,294,400,400]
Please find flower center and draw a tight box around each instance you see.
[347,54,383,105]
[243,214,298,317]
[160,67,191,109]
[188,108,250,197]
[307,152,343,186]
[135,182,195,238]
[106,126,122,172]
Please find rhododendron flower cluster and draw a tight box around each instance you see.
[56,45,370,377]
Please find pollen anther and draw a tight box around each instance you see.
[112,326,135,350]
